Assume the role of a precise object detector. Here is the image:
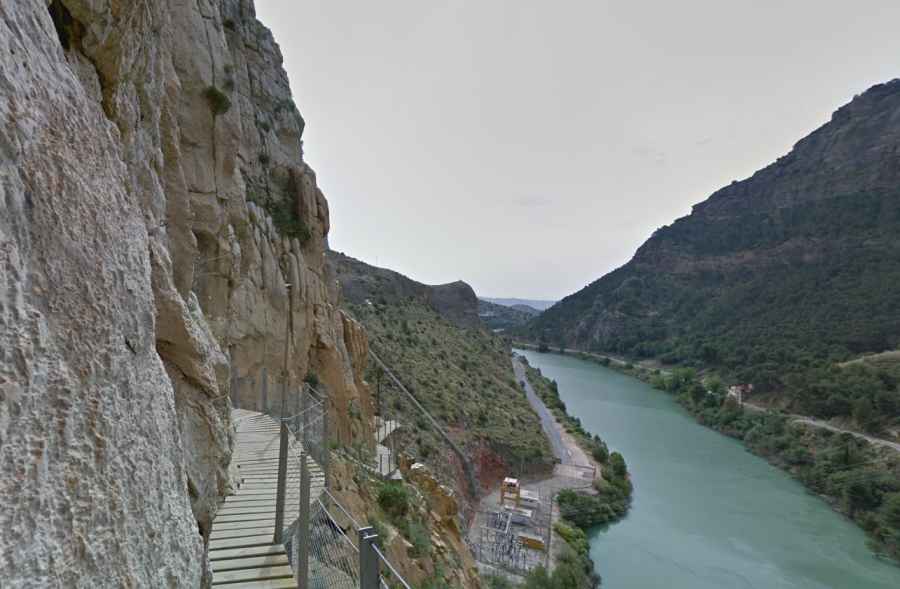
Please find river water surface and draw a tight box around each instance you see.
[516,349,900,589]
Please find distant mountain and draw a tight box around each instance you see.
[477,299,537,331]
[527,80,900,427]
[482,297,556,311]
[328,251,479,328]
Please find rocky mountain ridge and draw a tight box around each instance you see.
[328,250,481,328]
[527,80,900,426]
[483,297,557,311]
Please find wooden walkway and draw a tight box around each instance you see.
[209,409,325,588]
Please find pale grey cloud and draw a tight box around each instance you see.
[632,145,667,166]
[510,195,552,208]
[256,0,900,299]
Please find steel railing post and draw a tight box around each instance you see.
[295,385,301,438]
[358,526,379,589]
[297,452,311,589]
[230,358,239,408]
[273,421,289,543]
[319,395,329,488]
[302,386,310,451]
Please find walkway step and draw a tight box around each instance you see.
[209,533,276,551]
[212,553,290,572]
[216,513,282,525]
[211,579,297,589]
[209,544,285,561]
[210,525,276,540]
[218,506,280,516]
[210,565,293,584]
[214,518,277,531]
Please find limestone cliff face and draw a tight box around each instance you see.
[1,1,370,586]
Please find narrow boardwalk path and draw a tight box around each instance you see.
[209,409,324,588]
[374,416,399,477]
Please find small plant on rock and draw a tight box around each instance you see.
[204,85,231,116]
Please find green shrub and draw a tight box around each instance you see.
[404,520,431,558]
[609,451,628,477]
[484,574,513,589]
[554,521,589,555]
[203,85,231,116]
[884,493,900,529]
[377,482,409,519]
[264,197,311,244]
[588,436,609,463]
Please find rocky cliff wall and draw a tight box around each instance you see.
[1,1,371,586]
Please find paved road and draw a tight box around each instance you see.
[744,402,900,453]
[513,356,571,462]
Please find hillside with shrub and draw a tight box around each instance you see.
[478,298,538,332]
[526,80,900,432]
[328,251,555,491]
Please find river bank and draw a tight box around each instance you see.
[513,356,595,469]
[516,343,900,563]
[518,348,900,588]
[476,355,631,588]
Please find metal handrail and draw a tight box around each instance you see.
[322,489,363,530]
[238,376,411,589]
[280,401,325,422]
[372,544,413,589]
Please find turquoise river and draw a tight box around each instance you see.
[516,348,900,589]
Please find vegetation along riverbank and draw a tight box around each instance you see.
[522,345,900,564]
[508,358,634,588]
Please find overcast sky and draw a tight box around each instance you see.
[256,1,900,300]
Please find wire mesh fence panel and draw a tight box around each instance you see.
[301,388,328,471]
[320,489,362,532]
[308,500,361,589]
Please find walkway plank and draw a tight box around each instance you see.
[212,553,290,571]
[210,409,325,587]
